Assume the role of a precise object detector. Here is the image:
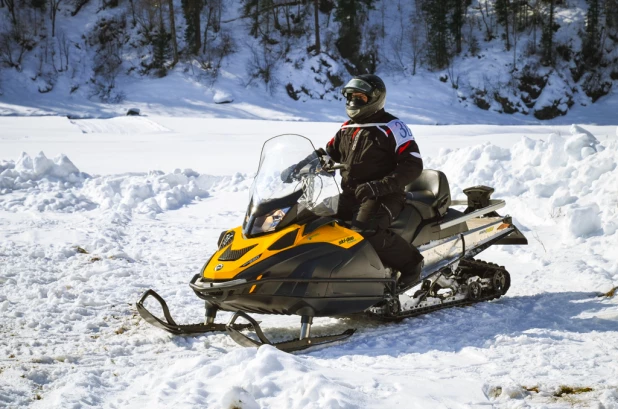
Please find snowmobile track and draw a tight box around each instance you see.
[371,259,510,322]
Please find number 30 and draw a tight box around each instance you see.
[395,121,412,138]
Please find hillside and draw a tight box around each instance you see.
[0,0,617,124]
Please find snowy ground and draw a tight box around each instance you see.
[1,117,617,408]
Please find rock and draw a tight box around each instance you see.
[213,90,234,104]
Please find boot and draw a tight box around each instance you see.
[397,261,423,291]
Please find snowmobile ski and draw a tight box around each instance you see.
[136,289,252,335]
[226,311,356,352]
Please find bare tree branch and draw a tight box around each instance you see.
[222,1,302,24]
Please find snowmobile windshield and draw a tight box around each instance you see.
[243,134,340,237]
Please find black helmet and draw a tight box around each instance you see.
[341,74,386,122]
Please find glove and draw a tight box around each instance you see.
[281,149,329,183]
[354,180,394,202]
[314,148,335,174]
[315,148,327,157]
[280,164,298,183]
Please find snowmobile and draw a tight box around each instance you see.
[137,134,527,352]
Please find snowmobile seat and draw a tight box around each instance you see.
[404,170,451,220]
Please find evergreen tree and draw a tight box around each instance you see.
[582,0,601,66]
[152,27,171,76]
[421,0,451,69]
[450,0,465,54]
[495,0,511,50]
[31,0,46,9]
[540,0,555,65]
[607,0,618,34]
[182,0,204,54]
[334,0,375,73]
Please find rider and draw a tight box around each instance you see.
[321,74,424,288]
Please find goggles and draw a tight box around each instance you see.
[344,92,369,104]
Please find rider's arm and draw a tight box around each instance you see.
[381,121,423,190]
[325,130,342,163]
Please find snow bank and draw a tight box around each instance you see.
[0,152,245,215]
[131,345,375,408]
[81,170,216,215]
[426,125,617,239]
[1,125,615,237]
[0,152,86,192]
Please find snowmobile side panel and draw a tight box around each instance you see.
[410,208,469,247]
[417,218,518,279]
[192,241,393,316]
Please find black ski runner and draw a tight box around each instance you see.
[226,311,356,353]
[136,289,253,335]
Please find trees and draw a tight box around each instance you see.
[49,0,62,37]
[495,0,510,49]
[167,0,178,65]
[4,0,18,26]
[582,0,601,66]
[420,0,451,69]
[334,0,375,73]
[314,0,320,53]
[450,0,465,54]
[540,0,555,65]
[182,0,203,55]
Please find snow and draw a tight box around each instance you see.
[1,117,618,408]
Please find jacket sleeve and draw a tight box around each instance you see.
[325,129,342,163]
[381,121,423,190]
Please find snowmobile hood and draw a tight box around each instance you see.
[203,222,364,281]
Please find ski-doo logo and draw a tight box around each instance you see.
[338,236,355,245]
[214,264,224,271]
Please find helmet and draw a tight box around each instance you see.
[341,74,386,122]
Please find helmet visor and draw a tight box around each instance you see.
[344,92,369,106]
[342,78,373,94]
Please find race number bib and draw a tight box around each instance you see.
[386,119,414,150]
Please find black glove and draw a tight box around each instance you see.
[355,179,394,202]
[315,148,327,158]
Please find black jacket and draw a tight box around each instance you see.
[326,109,423,194]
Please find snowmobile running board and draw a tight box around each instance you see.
[226,311,356,353]
[136,289,253,335]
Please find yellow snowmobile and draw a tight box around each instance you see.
[137,134,527,352]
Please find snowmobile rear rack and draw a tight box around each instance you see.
[136,289,253,335]
[226,311,356,353]
[439,200,506,229]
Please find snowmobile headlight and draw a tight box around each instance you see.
[250,207,290,235]
[218,230,234,249]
